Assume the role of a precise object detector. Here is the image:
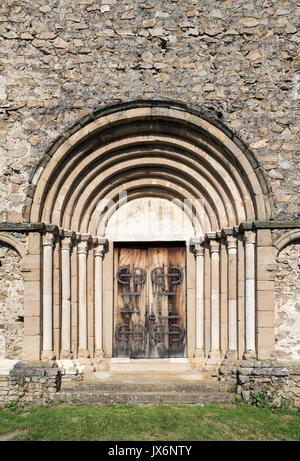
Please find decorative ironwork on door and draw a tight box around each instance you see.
[113,247,186,358]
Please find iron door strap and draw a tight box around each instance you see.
[115,323,146,342]
[151,265,183,295]
[151,323,186,343]
[116,266,147,296]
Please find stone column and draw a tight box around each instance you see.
[78,236,90,358]
[42,232,55,361]
[244,230,256,359]
[61,234,73,359]
[94,239,107,368]
[194,244,205,357]
[22,232,42,361]
[256,229,277,360]
[226,235,238,359]
[208,239,220,362]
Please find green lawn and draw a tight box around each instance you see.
[0,403,299,441]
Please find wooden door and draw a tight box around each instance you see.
[113,244,186,358]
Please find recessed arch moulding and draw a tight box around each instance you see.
[22,102,275,365]
[27,104,272,233]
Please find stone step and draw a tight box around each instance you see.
[109,358,191,374]
[52,389,235,406]
[60,377,227,393]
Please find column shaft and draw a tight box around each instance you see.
[226,236,238,358]
[42,232,55,360]
[78,240,89,356]
[244,230,256,358]
[94,244,105,353]
[208,240,220,361]
[61,236,72,358]
[195,244,205,355]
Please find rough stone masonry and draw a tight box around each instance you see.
[0,0,299,406]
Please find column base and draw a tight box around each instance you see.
[225,350,238,360]
[60,349,73,359]
[77,349,95,371]
[78,349,90,359]
[206,349,221,365]
[191,349,206,370]
[243,350,256,360]
[193,348,205,358]
[41,350,56,361]
[93,349,107,371]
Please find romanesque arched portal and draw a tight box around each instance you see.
[22,101,274,368]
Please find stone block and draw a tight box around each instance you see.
[24,316,41,336]
[239,360,255,368]
[13,360,28,368]
[23,299,41,317]
[21,336,41,361]
[257,291,275,311]
[289,368,300,376]
[22,269,41,282]
[257,310,274,328]
[46,369,60,377]
[24,280,41,302]
[238,367,252,375]
[22,255,41,272]
[257,265,276,281]
[238,375,249,384]
[257,246,278,265]
[28,233,41,255]
[273,368,289,377]
[257,280,275,291]
[256,229,273,247]
[256,328,275,348]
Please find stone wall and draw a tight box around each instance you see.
[275,241,300,361]
[0,1,299,378]
[0,0,299,224]
[219,359,300,407]
[0,243,24,359]
[0,361,61,405]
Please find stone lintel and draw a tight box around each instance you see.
[94,237,108,246]
[221,227,235,237]
[0,222,59,234]
[59,229,76,239]
[189,237,205,247]
[205,231,217,240]
[79,233,92,243]
[239,220,300,232]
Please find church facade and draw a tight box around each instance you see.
[0,0,299,405]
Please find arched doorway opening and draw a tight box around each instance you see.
[23,101,273,368]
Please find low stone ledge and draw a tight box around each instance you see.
[218,359,300,407]
[0,361,61,406]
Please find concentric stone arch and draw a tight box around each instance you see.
[21,100,275,365]
[25,100,273,233]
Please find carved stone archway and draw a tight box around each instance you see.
[22,101,274,367]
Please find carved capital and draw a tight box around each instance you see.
[94,244,105,258]
[226,235,237,252]
[244,230,256,246]
[77,240,88,255]
[42,232,54,247]
[194,244,205,258]
[209,240,220,254]
[80,233,91,242]
[61,236,72,252]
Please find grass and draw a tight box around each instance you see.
[0,403,299,441]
